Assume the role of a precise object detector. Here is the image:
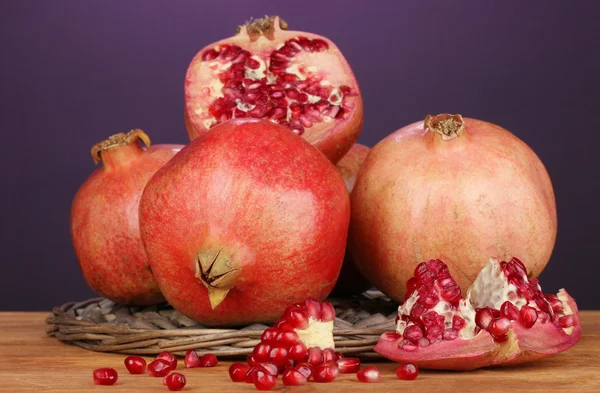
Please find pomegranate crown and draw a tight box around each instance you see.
[91,129,151,164]
[237,15,288,39]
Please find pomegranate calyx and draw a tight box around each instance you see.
[424,113,465,140]
[91,129,151,165]
[195,249,241,309]
[237,15,289,40]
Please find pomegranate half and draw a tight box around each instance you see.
[184,16,363,164]
[350,114,557,301]
[139,118,350,325]
[375,258,581,370]
[71,129,181,305]
[331,144,372,296]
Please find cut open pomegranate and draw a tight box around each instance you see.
[375,258,581,370]
[184,16,363,163]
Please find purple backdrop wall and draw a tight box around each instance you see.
[1,0,598,310]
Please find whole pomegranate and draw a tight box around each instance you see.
[331,144,372,296]
[375,258,580,370]
[139,118,350,325]
[350,114,557,302]
[184,15,363,164]
[71,129,181,305]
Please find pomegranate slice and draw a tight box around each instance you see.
[248,299,335,371]
[184,16,363,163]
[374,258,581,370]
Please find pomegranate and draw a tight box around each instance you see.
[350,114,557,300]
[71,129,181,305]
[139,119,350,325]
[374,258,581,370]
[184,15,363,163]
[92,368,118,386]
[331,143,372,296]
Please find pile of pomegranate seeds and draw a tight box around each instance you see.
[92,368,118,386]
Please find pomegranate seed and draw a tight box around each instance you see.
[399,339,418,352]
[201,48,218,61]
[418,337,431,347]
[452,315,466,330]
[288,342,308,361]
[443,328,458,341]
[500,301,519,321]
[260,327,278,342]
[184,349,200,368]
[322,348,336,363]
[475,307,494,330]
[229,363,250,382]
[253,369,277,390]
[357,366,381,383]
[403,324,424,342]
[156,351,177,369]
[275,331,299,345]
[269,347,288,364]
[545,294,564,313]
[441,284,461,303]
[93,368,118,386]
[380,331,401,342]
[306,347,323,366]
[488,317,511,337]
[410,303,426,318]
[510,257,527,275]
[559,315,575,328]
[257,363,278,376]
[247,354,259,367]
[245,367,258,384]
[406,277,419,291]
[295,363,313,378]
[418,294,439,309]
[334,352,344,360]
[319,302,336,322]
[148,359,172,377]
[396,363,419,380]
[337,357,360,373]
[253,343,271,362]
[124,356,146,374]
[282,367,307,386]
[164,373,186,391]
[198,353,218,367]
[312,362,339,383]
[517,305,538,328]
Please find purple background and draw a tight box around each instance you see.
[1,1,598,310]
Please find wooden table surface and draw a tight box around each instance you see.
[1,312,599,392]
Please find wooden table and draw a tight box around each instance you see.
[1,312,599,392]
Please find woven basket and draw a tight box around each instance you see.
[46,290,398,358]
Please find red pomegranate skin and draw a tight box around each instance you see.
[350,115,557,301]
[139,118,350,326]
[331,144,373,296]
[71,131,181,305]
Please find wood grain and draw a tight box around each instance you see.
[1,312,599,392]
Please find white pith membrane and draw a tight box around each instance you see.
[187,34,357,138]
[295,318,335,349]
[395,258,577,346]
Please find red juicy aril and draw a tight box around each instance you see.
[139,119,350,325]
[71,129,181,305]
[350,114,557,301]
[331,144,372,296]
[375,258,581,370]
[184,16,363,164]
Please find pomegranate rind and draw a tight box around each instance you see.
[184,23,363,164]
[374,331,498,371]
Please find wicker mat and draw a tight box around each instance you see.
[46,290,398,358]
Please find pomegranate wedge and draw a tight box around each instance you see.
[374,258,581,370]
